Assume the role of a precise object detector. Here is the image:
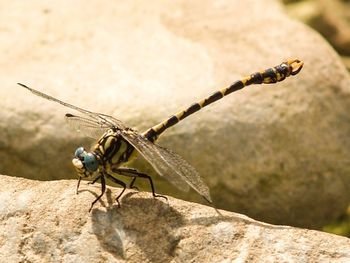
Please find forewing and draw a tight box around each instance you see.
[65,113,111,139]
[19,83,128,131]
[121,130,212,202]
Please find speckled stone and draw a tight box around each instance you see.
[0,175,349,263]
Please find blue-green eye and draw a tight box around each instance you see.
[84,153,98,172]
[74,147,85,158]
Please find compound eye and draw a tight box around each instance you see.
[74,147,85,158]
[84,153,99,172]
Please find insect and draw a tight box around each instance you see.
[19,58,303,211]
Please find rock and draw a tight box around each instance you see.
[287,0,350,56]
[0,175,349,263]
[1,0,350,229]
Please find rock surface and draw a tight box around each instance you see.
[0,175,349,263]
[1,0,350,229]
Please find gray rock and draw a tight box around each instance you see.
[1,0,350,229]
[0,175,349,263]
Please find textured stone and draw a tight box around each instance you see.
[1,0,350,229]
[0,175,349,263]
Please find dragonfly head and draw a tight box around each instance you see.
[72,147,99,177]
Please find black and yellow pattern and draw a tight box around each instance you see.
[143,59,303,142]
[18,58,303,211]
[93,129,136,169]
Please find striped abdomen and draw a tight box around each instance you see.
[143,59,303,142]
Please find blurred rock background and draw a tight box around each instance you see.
[284,0,350,69]
[284,0,350,237]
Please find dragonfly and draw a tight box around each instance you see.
[18,58,303,211]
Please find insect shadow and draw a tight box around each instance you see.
[90,189,186,262]
[88,189,292,262]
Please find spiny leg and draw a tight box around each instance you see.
[104,173,127,207]
[113,168,168,201]
[89,174,106,212]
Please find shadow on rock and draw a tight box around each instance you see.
[188,206,293,231]
[91,190,185,262]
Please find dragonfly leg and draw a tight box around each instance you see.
[117,167,139,190]
[105,173,127,207]
[129,177,139,191]
[88,175,102,185]
[113,168,168,201]
[76,177,82,194]
[89,174,106,212]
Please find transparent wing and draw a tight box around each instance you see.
[65,113,112,139]
[19,83,212,202]
[18,83,127,131]
[121,130,212,203]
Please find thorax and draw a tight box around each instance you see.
[92,129,136,170]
